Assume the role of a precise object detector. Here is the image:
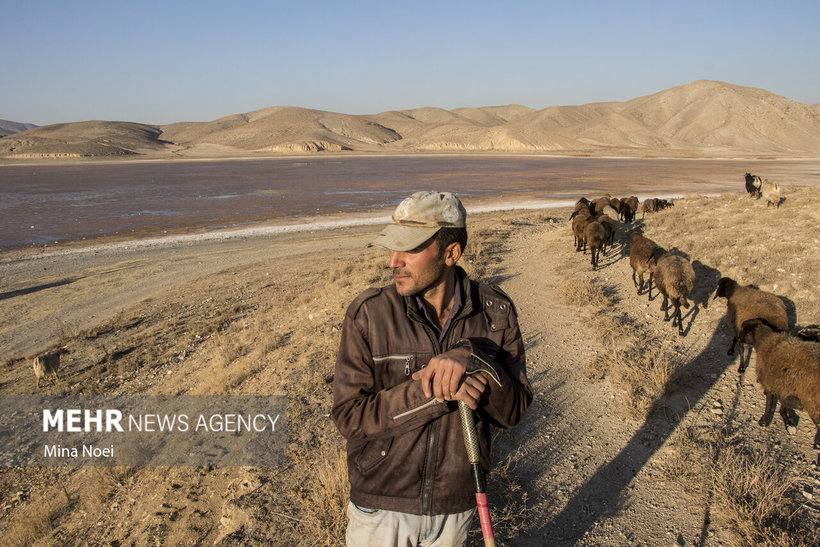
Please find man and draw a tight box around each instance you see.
[332,191,532,546]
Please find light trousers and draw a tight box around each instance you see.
[345,501,475,547]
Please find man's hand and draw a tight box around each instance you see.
[411,347,488,410]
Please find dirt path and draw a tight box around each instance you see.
[491,211,819,545]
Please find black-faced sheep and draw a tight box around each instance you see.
[738,318,820,466]
[651,252,695,336]
[628,231,663,297]
[713,276,789,373]
[745,172,762,198]
[760,179,782,208]
[583,220,607,269]
[33,348,69,388]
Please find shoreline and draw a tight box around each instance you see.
[3,151,820,168]
[1,192,700,262]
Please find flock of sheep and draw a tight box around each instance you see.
[568,179,819,466]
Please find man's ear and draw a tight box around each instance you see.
[444,242,462,266]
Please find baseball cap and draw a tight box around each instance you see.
[370,191,467,251]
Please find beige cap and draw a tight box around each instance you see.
[371,191,467,251]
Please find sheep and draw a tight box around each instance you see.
[597,214,617,251]
[570,208,592,252]
[713,276,789,372]
[620,196,639,223]
[33,348,69,388]
[738,318,820,466]
[591,197,610,216]
[760,179,782,208]
[628,230,664,297]
[583,220,607,269]
[650,252,695,335]
[745,172,763,198]
[573,197,593,216]
[640,198,673,218]
[640,198,659,218]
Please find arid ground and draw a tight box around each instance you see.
[1,181,820,545]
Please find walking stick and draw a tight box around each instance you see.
[458,400,496,547]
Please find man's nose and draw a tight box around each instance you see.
[389,251,404,268]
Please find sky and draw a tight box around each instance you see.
[2,0,819,126]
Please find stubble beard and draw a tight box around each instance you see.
[393,259,447,298]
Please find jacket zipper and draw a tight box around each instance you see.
[420,321,461,515]
[373,354,415,376]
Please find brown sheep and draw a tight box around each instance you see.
[628,231,663,297]
[33,348,70,388]
[713,277,789,372]
[651,252,695,335]
[620,196,639,223]
[583,221,607,269]
[739,319,820,466]
[571,208,592,252]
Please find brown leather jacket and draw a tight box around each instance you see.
[332,267,532,516]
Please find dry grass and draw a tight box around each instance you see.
[297,448,349,546]
[3,485,71,546]
[664,421,818,546]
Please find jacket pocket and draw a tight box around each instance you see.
[355,437,393,473]
[372,353,431,389]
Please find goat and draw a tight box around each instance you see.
[760,179,782,208]
[33,348,70,388]
[745,173,763,198]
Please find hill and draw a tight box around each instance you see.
[0,121,168,158]
[0,119,37,136]
[1,81,819,159]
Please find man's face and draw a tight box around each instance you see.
[389,237,447,297]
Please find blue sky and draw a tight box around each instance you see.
[2,0,819,126]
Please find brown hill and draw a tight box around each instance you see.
[0,121,167,158]
[161,106,401,155]
[1,81,818,159]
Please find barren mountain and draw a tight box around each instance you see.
[0,119,37,136]
[0,121,167,158]
[1,81,818,159]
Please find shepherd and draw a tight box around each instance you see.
[332,191,532,546]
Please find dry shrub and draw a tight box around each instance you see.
[3,486,71,545]
[586,312,634,346]
[557,277,612,307]
[710,443,818,546]
[587,341,686,419]
[297,448,349,546]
